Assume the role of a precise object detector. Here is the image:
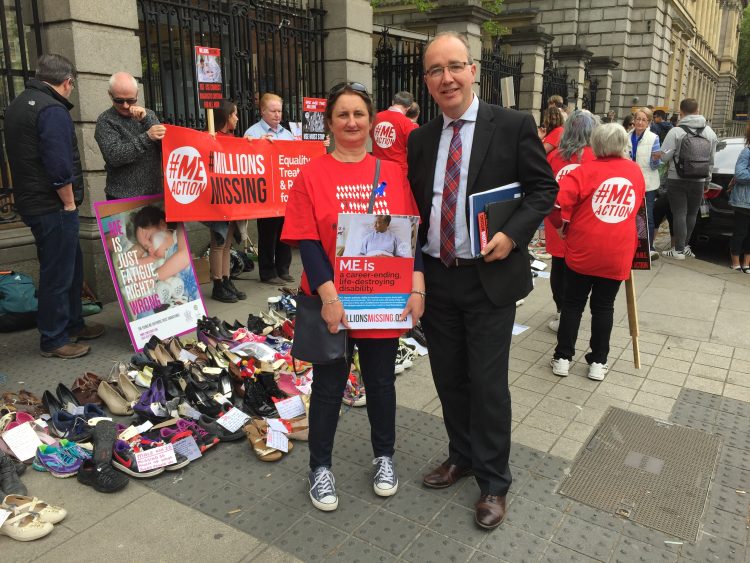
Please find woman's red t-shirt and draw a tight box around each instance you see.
[544,146,596,257]
[542,126,563,150]
[281,153,419,339]
[557,157,645,281]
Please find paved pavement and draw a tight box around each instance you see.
[1,246,750,562]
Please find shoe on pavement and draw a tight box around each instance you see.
[0,510,53,541]
[76,459,129,493]
[70,323,105,341]
[212,281,238,303]
[548,312,560,333]
[372,456,399,497]
[279,273,295,283]
[588,362,609,381]
[223,277,246,300]
[0,451,27,495]
[309,466,338,511]
[40,342,90,359]
[661,248,685,260]
[683,245,695,258]
[261,277,287,286]
[550,357,570,377]
[1,494,67,524]
[649,250,659,261]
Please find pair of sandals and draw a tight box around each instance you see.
[0,495,67,542]
[1,390,44,419]
[242,416,308,462]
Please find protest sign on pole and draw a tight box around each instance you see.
[94,195,206,351]
[161,124,325,222]
[195,46,222,110]
[631,198,651,271]
[302,97,326,141]
[334,213,419,330]
[625,272,641,368]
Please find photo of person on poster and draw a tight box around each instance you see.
[336,214,417,258]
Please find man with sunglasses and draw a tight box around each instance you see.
[95,72,165,200]
[408,32,557,530]
[6,54,104,359]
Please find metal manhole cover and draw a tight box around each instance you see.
[559,407,721,541]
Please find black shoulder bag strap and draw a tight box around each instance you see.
[367,159,382,214]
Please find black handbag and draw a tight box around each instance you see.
[290,159,382,365]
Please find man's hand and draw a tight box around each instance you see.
[147,124,166,141]
[129,105,147,121]
[481,232,514,262]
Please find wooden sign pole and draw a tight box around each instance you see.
[625,271,640,368]
[207,108,215,135]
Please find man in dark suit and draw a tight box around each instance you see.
[407,32,557,529]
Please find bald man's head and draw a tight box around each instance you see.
[108,72,139,116]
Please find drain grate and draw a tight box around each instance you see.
[559,407,721,541]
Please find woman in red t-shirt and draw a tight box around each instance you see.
[548,123,645,382]
[281,83,424,512]
[544,110,598,332]
[541,106,565,154]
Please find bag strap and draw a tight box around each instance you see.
[367,159,381,214]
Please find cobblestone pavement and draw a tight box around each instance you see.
[1,253,749,562]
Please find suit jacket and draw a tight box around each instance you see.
[407,100,558,307]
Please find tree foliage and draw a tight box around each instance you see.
[738,5,750,95]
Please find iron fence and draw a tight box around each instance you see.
[137,0,326,133]
[479,41,521,110]
[0,0,43,224]
[581,62,598,112]
[540,46,568,117]
[372,27,438,125]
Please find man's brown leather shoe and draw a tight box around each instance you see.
[70,323,105,342]
[422,460,472,489]
[475,494,506,529]
[40,343,90,359]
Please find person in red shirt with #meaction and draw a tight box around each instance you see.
[544,110,599,332]
[370,91,418,178]
[548,123,645,382]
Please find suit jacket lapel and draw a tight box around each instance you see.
[467,101,495,195]
[422,116,443,204]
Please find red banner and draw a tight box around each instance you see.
[162,124,325,222]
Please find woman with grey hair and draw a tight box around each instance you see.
[545,110,599,332]
[548,123,645,381]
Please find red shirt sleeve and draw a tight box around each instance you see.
[557,166,584,222]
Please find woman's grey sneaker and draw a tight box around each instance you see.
[309,466,338,511]
[372,456,398,497]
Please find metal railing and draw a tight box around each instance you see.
[137,0,326,132]
[479,42,521,110]
[0,0,43,224]
[540,46,568,116]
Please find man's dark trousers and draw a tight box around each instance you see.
[257,217,291,280]
[421,256,514,495]
[22,209,84,352]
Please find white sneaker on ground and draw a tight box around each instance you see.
[550,357,570,377]
[588,362,609,381]
[661,248,685,260]
[548,312,560,333]
[649,250,659,261]
[683,245,695,258]
[372,456,399,497]
[516,299,524,307]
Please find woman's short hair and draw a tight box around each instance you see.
[591,122,629,158]
[324,82,375,128]
[214,99,237,132]
[260,93,282,110]
[558,110,600,162]
[635,107,653,122]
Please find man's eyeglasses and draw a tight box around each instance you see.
[425,62,471,79]
[111,97,138,105]
[328,82,369,97]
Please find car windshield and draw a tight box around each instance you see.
[713,140,744,173]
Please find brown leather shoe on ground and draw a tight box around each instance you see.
[261,277,287,286]
[70,323,105,341]
[422,460,472,489]
[40,343,90,359]
[475,494,506,530]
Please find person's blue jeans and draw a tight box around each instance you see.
[645,190,657,251]
[22,209,84,352]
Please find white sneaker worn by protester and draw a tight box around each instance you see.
[661,248,685,260]
[548,312,560,333]
[550,357,569,377]
[588,362,609,381]
[683,245,695,258]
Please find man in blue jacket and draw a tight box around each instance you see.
[5,54,104,358]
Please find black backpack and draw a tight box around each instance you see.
[676,125,712,179]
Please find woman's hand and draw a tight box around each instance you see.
[321,300,349,334]
[401,293,425,327]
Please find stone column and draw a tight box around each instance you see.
[505,26,554,124]
[588,56,619,117]
[322,0,373,91]
[39,0,143,301]
[555,45,592,112]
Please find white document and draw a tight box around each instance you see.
[217,408,251,432]
[1,422,42,462]
[275,396,306,419]
[266,429,289,452]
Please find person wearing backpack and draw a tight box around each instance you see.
[659,98,718,259]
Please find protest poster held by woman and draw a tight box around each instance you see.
[544,110,599,332]
[281,82,425,512]
[205,99,247,303]
[628,107,662,260]
[548,123,645,381]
